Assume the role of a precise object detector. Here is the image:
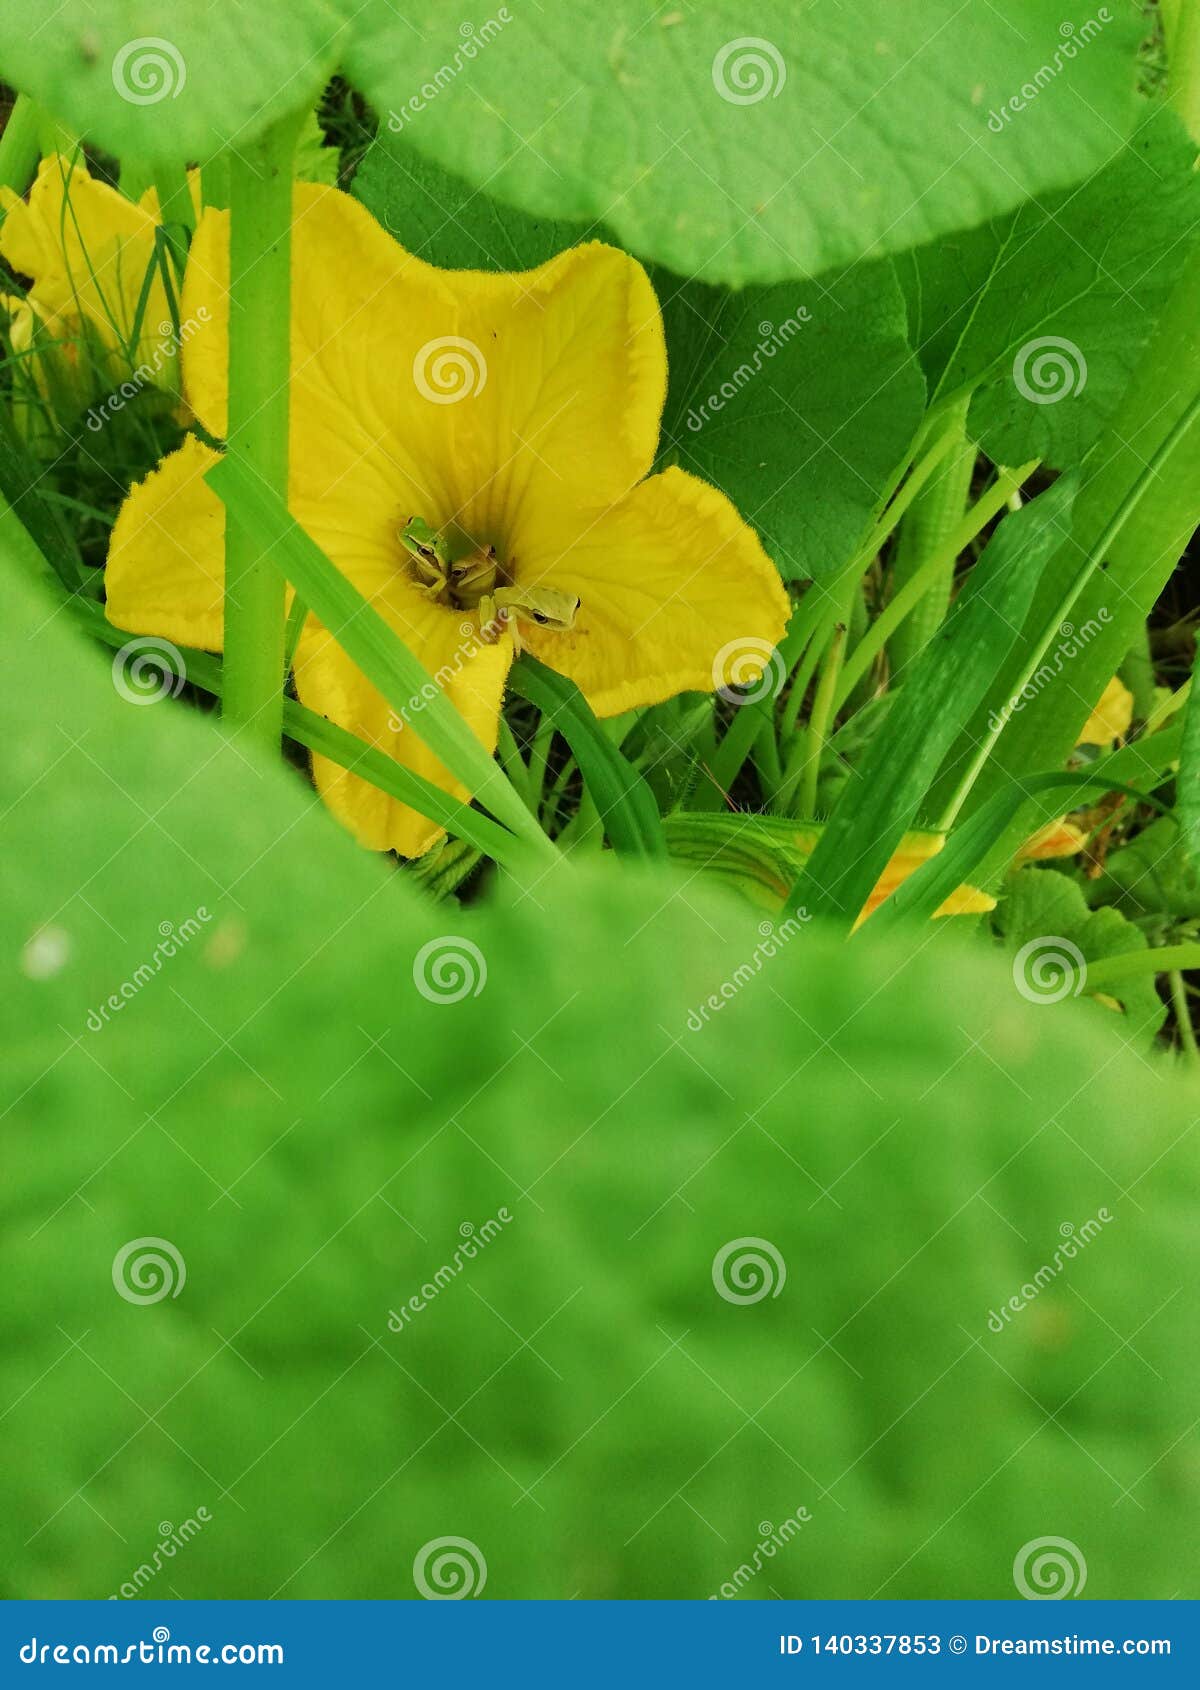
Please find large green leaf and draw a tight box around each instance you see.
[899,109,1200,469]
[354,131,585,271]
[995,865,1166,1041]
[2,545,1198,1598]
[657,261,925,580]
[0,1,347,162]
[345,0,1143,287]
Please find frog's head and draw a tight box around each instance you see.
[494,585,580,633]
[399,516,448,566]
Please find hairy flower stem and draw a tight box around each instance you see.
[221,113,303,750]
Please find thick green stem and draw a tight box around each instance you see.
[221,115,301,749]
[886,395,976,673]
[0,93,41,195]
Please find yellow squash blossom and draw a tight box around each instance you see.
[661,814,995,926]
[1016,817,1089,860]
[104,185,789,855]
[0,154,185,388]
[1077,675,1134,747]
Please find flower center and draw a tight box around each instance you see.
[397,515,582,643]
[398,515,499,612]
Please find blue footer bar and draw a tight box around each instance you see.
[0,1600,1195,1683]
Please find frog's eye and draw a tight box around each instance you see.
[530,610,551,625]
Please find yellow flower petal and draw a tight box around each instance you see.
[106,435,226,650]
[1077,675,1134,747]
[296,601,512,859]
[507,465,789,715]
[105,437,512,858]
[182,184,463,528]
[0,155,177,376]
[852,831,996,928]
[444,240,667,538]
[105,181,781,855]
[1018,818,1089,860]
[181,196,664,543]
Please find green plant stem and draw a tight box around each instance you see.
[1168,969,1199,1066]
[541,753,578,832]
[0,93,41,194]
[153,159,195,273]
[792,576,855,818]
[936,390,1200,832]
[753,716,783,800]
[775,610,836,797]
[770,424,963,757]
[834,460,1039,713]
[283,592,309,670]
[780,605,838,743]
[496,718,535,812]
[886,394,976,673]
[221,114,301,751]
[202,152,232,212]
[526,716,555,808]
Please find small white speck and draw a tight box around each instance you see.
[22,925,71,981]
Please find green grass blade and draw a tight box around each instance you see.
[508,656,665,858]
[783,476,1077,930]
[1085,943,1200,991]
[204,452,557,863]
[866,755,1181,937]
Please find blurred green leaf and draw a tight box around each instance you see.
[346,0,1143,286]
[1,548,1197,1598]
[3,546,1199,1598]
[0,0,347,163]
